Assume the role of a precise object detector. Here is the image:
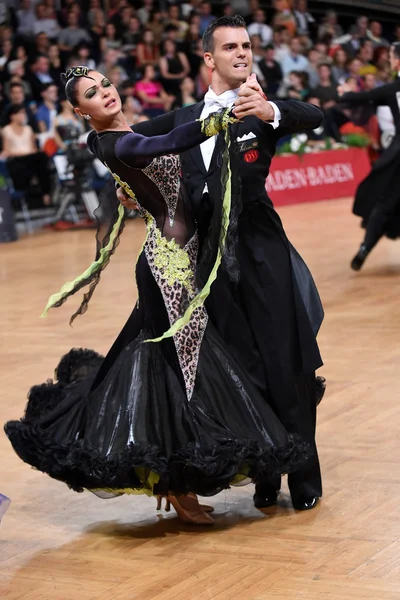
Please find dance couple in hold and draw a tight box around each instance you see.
[5,17,326,525]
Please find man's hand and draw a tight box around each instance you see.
[116,186,138,211]
[233,74,274,121]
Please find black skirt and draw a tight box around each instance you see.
[5,253,311,498]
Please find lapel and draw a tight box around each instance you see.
[185,101,208,176]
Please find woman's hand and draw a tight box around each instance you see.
[116,186,138,210]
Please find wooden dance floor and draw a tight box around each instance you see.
[1,197,399,599]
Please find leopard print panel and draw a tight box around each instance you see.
[143,155,180,227]
[142,213,208,401]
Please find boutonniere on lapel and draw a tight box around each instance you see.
[236,131,259,153]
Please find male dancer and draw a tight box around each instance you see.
[338,43,400,271]
[118,16,325,511]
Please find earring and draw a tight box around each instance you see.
[84,114,91,120]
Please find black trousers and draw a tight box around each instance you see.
[255,372,322,504]
[362,166,400,251]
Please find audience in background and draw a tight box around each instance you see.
[0,0,398,211]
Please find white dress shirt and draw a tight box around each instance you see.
[200,86,281,172]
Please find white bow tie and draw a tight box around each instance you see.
[203,89,238,111]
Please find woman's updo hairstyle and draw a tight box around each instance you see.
[60,66,95,107]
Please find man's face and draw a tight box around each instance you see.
[204,27,253,87]
[10,86,24,104]
[291,38,302,55]
[255,10,265,23]
[201,2,211,16]
[37,56,49,73]
[370,21,381,37]
[364,74,376,90]
[44,85,58,103]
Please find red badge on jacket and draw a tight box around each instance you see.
[244,150,259,163]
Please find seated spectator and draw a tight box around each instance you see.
[250,34,265,64]
[331,47,348,83]
[89,9,106,63]
[54,94,84,150]
[1,104,51,205]
[199,2,215,36]
[287,70,309,100]
[258,44,283,97]
[4,61,32,99]
[27,54,55,103]
[248,9,273,47]
[17,0,36,39]
[104,22,123,52]
[166,5,189,42]
[135,63,175,117]
[146,9,165,46]
[36,82,58,133]
[112,4,135,40]
[58,10,92,55]
[272,0,297,37]
[281,37,309,83]
[294,0,316,39]
[33,2,61,41]
[367,21,390,48]
[136,29,159,69]
[122,16,142,52]
[306,47,322,87]
[318,10,343,42]
[0,82,38,131]
[159,39,190,98]
[48,43,64,83]
[180,76,197,107]
[0,39,13,73]
[272,25,290,64]
[340,57,363,87]
[312,63,337,110]
[121,93,143,124]
[87,0,104,27]
[34,31,51,57]
[341,25,362,60]
[137,0,154,27]
[373,47,390,72]
[357,40,377,76]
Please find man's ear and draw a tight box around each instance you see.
[203,52,214,70]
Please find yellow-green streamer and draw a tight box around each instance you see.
[41,204,125,318]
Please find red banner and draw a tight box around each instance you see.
[266,148,371,207]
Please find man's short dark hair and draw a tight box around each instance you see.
[202,15,246,53]
[10,82,24,91]
[392,42,400,60]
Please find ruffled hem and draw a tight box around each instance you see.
[4,420,311,497]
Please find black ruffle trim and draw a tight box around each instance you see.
[4,419,311,497]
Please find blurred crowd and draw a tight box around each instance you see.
[0,0,399,210]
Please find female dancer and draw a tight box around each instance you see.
[5,68,310,525]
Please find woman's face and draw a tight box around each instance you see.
[335,49,346,65]
[49,44,59,59]
[164,39,175,55]
[289,73,301,87]
[144,64,155,80]
[106,23,116,37]
[3,40,12,54]
[143,30,154,44]
[75,71,122,122]
[16,45,27,60]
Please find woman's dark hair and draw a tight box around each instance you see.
[202,15,246,53]
[8,103,26,118]
[60,66,95,107]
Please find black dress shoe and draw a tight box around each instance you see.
[315,376,326,406]
[253,492,278,509]
[351,245,369,271]
[292,496,320,511]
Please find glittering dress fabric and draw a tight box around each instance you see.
[5,123,311,498]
